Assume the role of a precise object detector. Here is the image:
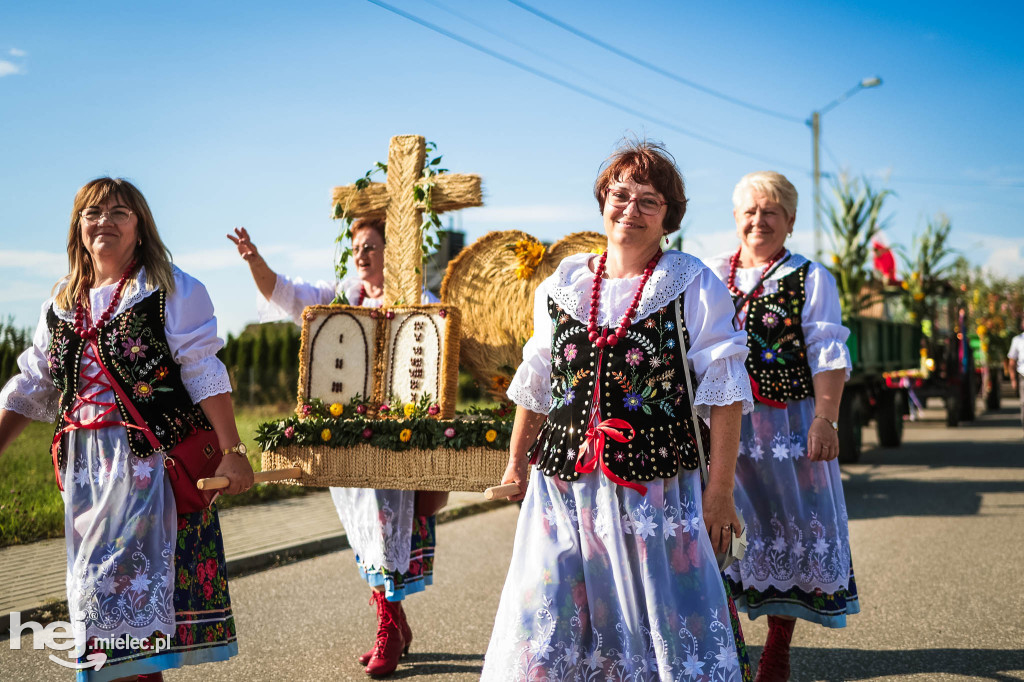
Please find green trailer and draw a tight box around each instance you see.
[838,316,922,462]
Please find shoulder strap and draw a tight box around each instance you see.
[674,296,709,487]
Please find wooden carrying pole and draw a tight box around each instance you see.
[484,483,521,500]
[198,468,302,490]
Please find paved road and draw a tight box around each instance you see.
[3,402,1022,681]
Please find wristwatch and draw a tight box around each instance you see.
[223,442,248,457]
[813,415,839,431]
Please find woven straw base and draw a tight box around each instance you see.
[261,444,507,492]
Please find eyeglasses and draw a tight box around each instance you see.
[80,208,134,225]
[352,244,380,256]
[605,188,668,216]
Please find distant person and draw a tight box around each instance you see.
[482,139,753,681]
[229,219,440,677]
[708,171,858,682]
[1007,319,1024,437]
[0,177,252,681]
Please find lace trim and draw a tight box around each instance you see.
[506,381,551,415]
[769,252,810,280]
[546,251,705,326]
[0,390,57,423]
[52,267,160,323]
[693,356,754,418]
[182,356,233,404]
[809,340,852,380]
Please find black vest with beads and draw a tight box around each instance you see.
[740,261,815,405]
[535,294,709,484]
[46,290,213,474]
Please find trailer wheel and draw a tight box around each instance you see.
[876,390,905,447]
[838,391,864,463]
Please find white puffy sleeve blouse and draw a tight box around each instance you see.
[0,265,232,421]
[507,251,754,419]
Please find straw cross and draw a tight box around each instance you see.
[331,135,483,305]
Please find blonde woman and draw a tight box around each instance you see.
[709,171,857,682]
[0,177,251,682]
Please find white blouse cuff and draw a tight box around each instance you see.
[693,355,754,418]
[506,364,552,415]
[0,379,58,423]
[181,355,233,404]
[808,340,853,380]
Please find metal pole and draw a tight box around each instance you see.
[812,111,821,262]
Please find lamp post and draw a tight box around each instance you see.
[809,76,882,261]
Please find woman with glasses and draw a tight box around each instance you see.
[229,218,439,677]
[708,171,856,682]
[0,177,253,681]
[481,140,754,681]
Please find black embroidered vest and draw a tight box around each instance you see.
[740,262,814,406]
[46,290,213,473]
[535,294,708,484]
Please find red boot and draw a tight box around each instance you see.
[754,616,795,682]
[364,591,406,677]
[359,594,412,665]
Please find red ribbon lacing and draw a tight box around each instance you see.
[50,341,142,490]
[574,417,646,495]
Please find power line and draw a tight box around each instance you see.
[365,0,806,172]
[420,0,736,152]
[506,0,805,125]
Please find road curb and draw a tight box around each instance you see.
[2,497,511,639]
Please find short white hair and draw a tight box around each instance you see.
[732,171,798,218]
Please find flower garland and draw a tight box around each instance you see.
[255,394,515,454]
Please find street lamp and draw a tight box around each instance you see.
[809,76,883,261]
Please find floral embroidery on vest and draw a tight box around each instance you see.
[537,295,707,485]
[742,262,814,406]
[47,290,212,474]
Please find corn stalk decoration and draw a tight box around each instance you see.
[948,258,1024,364]
[897,214,959,327]
[824,176,894,317]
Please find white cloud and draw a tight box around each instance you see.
[9,48,26,57]
[956,232,1024,278]
[0,249,67,276]
[0,60,24,77]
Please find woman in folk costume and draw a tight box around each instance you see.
[229,218,439,676]
[482,139,755,681]
[0,177,253,682]
[708,171,858,682]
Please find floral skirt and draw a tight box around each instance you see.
[723,398,860,627]
[482,468,750,681]
[330,487,435,601]
[75,506,237,682]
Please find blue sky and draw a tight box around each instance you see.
[2,0,1022,335]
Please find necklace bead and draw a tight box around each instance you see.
[73,259,136,340]
[588,250,662,349]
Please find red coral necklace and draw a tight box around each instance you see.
[73,259,137,340]
[587,250,662,348]
[726,247,787,300]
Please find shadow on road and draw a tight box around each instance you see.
[787,645,1024,681]
[860,441,1022,471]
[391,651,483,678]
[844,472,1024,519]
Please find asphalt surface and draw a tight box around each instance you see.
[2,401,1022,681]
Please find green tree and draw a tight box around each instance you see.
[824,176,894,317]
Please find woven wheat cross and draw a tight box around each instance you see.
[332,135,483,305]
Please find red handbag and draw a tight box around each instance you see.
[90,340,223,514]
